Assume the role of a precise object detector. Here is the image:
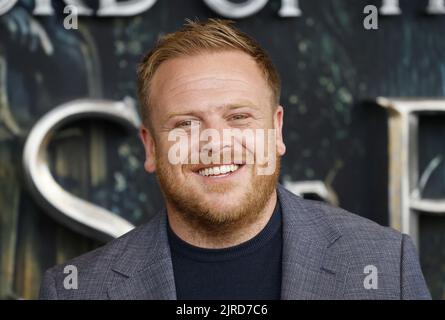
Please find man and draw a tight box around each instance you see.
[39,19,431,300]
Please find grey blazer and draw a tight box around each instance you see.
[39,185,431,299]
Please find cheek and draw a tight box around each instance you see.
[165,139,193,166]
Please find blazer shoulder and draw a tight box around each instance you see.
[278,185,401,242]
[43,212,163,285]
[302,197,402,242]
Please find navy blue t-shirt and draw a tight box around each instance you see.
[167,202,282,300]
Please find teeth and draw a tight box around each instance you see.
[198,164,240,177]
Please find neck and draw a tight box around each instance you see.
[166,190,278,249]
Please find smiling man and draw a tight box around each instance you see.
[39,19,431,300]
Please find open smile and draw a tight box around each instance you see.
[193,164,245,179]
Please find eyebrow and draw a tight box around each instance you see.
[165,102,260,121]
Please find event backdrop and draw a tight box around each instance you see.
[0,0,444,299]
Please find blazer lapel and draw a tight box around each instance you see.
[278,185,349,299]
[107,210,177,300]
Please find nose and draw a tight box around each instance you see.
[201,141,231,156]
[199,116,232,159]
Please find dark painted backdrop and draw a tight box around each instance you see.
[0,0,444,299]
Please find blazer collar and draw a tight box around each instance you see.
[108,208,177,299]
[277,185,348,299]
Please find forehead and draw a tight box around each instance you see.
[149,50,272,110]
